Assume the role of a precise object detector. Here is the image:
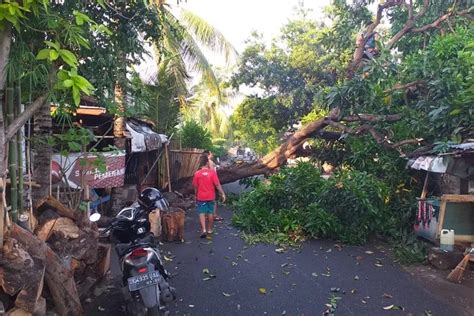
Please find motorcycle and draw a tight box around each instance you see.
[90,191,176,315]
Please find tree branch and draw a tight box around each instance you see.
[387,4,473,48]
[341,114,402,122]
[4,94,48,144]
[347,0,403,78]
[325,120,353,134]
[392,138,424,148]
[326,119,423,155]
[383,80,425,93]
[386,0,431,49]
[411,8,472,33]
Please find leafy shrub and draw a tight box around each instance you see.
[233,162,395,244]
[179,120,213,150]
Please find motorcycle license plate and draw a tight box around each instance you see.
[127,271,161,291]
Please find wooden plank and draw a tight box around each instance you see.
[437,194,474,243]
[441,194,474,203]
[170,149,205,154]
[165,144,173,192]
[436,199,447,240]
[420,172,429,199]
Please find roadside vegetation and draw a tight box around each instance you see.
[230,1,473,263]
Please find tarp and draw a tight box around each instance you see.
[52,151,126,189]
[407,155,474,178]
[407,156,450,173]
[126,119,167,152]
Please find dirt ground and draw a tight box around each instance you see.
[404,264,474,315]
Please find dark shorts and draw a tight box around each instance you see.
[196,201,215,214]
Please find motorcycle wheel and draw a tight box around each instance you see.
[126,300,147,316]
[160,288,175,303]
[147,306,169,316]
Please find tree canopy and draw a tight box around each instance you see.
[231,0,473,157]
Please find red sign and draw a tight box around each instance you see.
[52,152,126,189]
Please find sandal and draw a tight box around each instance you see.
[200,232,207,238]
[214,216,224,222]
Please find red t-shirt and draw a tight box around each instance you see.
[192,167,220,201]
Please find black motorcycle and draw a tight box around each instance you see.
[91,188,176,315]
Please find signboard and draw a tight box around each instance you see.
[52,151,126,189]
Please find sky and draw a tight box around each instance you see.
[174,0,332,53]
[137,0,334,100]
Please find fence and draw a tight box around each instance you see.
[157,140,203,190]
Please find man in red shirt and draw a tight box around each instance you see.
[192,155,226,238]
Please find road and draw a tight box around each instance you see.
[85,205,471,316]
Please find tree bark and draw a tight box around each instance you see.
[32,98,52,201]
[10,223,84,316]
[161,207,185,242]
[113,83,126,140]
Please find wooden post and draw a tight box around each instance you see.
[0,178,4,245]
[421,172,429,199]
[165,143,172,192]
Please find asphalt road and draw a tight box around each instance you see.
[85,206,468,316]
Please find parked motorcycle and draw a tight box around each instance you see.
[90,188,176,315]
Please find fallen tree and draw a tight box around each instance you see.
[175,0,472,194]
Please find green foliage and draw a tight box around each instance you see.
[46,127,95,155]
[129,72,180,135]
[230,97,282,155]
[178,120,213,150]
[233,162,396,244]
[230,1,373,147]
[399,27,474,141]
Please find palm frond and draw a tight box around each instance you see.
[180,9,238,64]
[161,8,222,99]
[180,34,222,99]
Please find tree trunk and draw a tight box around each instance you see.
[175,110,340,194]
[113,83,126,141]
[0,237,46,313]
[10,223,84,316]
[111,82,127,215]
[161,207,185,242]
[32,99,52,201]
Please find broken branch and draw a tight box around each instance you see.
[341,114,402,122]
[383,80,425,94]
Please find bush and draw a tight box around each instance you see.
[233,162,394,244]
[179,120,213,150]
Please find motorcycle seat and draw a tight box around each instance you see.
[115,234,156,257]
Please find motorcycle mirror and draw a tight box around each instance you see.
[89,210,101,222]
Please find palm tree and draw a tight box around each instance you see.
[148,1,238,108]
[182,71,235,139]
